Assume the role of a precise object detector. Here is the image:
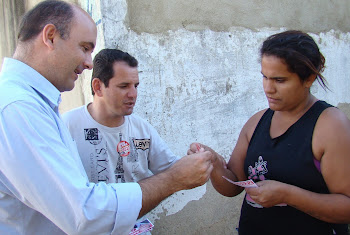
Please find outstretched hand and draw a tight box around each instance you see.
[170,150,214,190]
[187,142,204,154]
[188,142,227,169]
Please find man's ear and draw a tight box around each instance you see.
[92,78,103,97]
[42,24,57,50]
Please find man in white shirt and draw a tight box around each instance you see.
[0,1,214,234]
[62,49,180,232]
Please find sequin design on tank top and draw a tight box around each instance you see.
[246,156,268,208]
[248,156,267,181]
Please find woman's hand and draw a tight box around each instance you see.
[245,180,288,207]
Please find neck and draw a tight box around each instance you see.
[13,42,49,81]
[295,94,317,115]
[87,102,125,127]
[13,45,32,66]
[276,94,317,120]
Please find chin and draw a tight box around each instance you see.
[269,106,285,112]
[63,84,75,92]
[124,110,134,116]
[268,103,279,111]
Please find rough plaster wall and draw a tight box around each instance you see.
[0,0,24,69]
[0,0,45,67]
[127,0,350,33]
[60,0,350,234]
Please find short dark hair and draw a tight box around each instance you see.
[260,30,328,90]
[91,49,138,95]
[18,0,74,42]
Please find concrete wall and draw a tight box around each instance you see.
[0,0,25,68]
[126,0,350,33]
[1,0,350,234]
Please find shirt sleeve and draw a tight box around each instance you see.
[111,183,142,234]
[147,123,180,174]
[0,100,142,235]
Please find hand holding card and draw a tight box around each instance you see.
[222,176,287,207]
[222,176,258,188]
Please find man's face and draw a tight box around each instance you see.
[100,61,139,118]
[51,8,97,92]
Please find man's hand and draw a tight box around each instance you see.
[169,151,214,190]
[187,142,204,154]
[138,150,213,217]
[188,142,227,169]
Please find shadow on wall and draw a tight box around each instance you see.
[338,103,350,119]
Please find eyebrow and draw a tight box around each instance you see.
[260,72,287,79]
[117,81,140,86]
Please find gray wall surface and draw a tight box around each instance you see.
[126,0,350,33]
[1,0,350,234]
[0,0,25,67]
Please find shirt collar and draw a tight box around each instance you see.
[1,58,62,110]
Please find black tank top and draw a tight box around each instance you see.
[239,100,348,235]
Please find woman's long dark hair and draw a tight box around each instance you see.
[261,30,328,90]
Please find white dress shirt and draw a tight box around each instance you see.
[0,58,142,235]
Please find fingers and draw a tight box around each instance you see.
[187,143,196,155]
[188,142,205,155]
[206,161,214,181]
[184,151,214,188]
[194,154,213,186]
[244,187,258,195]
[196,143,205,153]
[179,144,216,189]
[244,181,287,207]
[203,150,214,163]
[201,151,215,182]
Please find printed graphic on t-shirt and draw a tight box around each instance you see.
[93,147,110,182]
[127,138,138,163]
[84,128,102,145]
[82,129,149,183]
[114,135,145,182]
[84,128,110,183]
[115,133,126,183]
[133,139,150,150]
[115,153,125,183]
